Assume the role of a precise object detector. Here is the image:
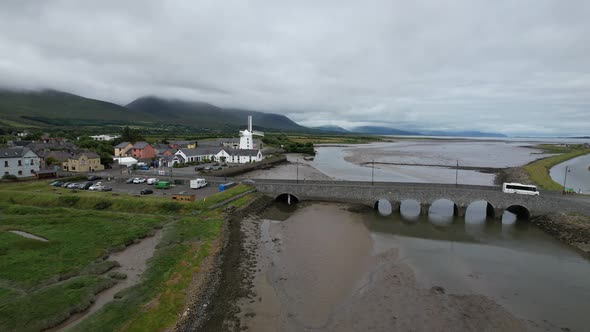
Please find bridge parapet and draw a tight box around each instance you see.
[253,180,590,218]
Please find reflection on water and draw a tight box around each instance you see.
[366,206,589,332]
[260,202,590,331]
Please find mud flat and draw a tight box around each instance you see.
[230,203,527,332]
[236,154,333,181]
[49,230,163,331]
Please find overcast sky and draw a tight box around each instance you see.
[0,1,589,135]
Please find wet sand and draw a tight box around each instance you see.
[236,203,526,331]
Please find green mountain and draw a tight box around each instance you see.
[126,96,307,132]
[313,125,350,133]
[0,89,308,132]
[0,89,143,127]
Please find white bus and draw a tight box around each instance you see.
[502,183,540,196]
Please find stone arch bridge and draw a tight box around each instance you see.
[252,179,590,219]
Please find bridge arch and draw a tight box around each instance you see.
[275,193,300,205]
[465,200,496,221]
[429,199,459,217]
[374,198,393,216]
[505,205,531,221]
[400,199,421,219]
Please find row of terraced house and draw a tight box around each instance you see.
[2,139,105,178]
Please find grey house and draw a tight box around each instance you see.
[0,147,41,178]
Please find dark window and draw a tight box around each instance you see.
[4,161,7,167]
[18,170,22,175]
[18,160,22,166]
[30,169,35,174]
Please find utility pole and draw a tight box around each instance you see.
[563,166,569,194]
[455,159,459,187]
[296,158,299,184]
[371,159,375,185]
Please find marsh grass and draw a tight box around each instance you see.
[0,183,254,332]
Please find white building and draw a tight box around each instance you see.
[113,156,138,167]
[174,146,262,165]
[90,134,120,141]
[0,147,40,178]
[239,115,264,150]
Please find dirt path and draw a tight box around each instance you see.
[48,230,163,331]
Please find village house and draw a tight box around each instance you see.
[174,147,231,164]
[129,142,156,160]
[174,146,263,165]
[227,149,263,163]
[0,147,41,178]
[62,151,104,172]
[114,142,133,157]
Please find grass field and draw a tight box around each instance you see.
[0,182,256,332]
[524,144,590,191]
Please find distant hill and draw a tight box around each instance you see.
[0,89,143,126]
[127,96,308,132]
[313,125,350,133]
[351,126,419,136]
[416,130,507,138]
[0,89,308,132]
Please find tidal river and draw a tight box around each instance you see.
[550,153,590,194]
[236,202,590,332]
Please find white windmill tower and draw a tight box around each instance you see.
[239,115,264,149]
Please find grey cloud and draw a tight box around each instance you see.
[0,0,589,135]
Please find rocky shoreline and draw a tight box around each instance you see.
[532,213,590,257]
[175,195,273,331]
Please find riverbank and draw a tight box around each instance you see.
[523,144,590,190]
[195,195,274,331]
[532,213,590,257]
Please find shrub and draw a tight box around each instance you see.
[160,201,182,212]
[58,195,80,207]
[94,200,112,210]
[2,174,18,181]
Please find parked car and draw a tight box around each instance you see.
[99,186,113,192]
[49,181,64,187]
[61,182,71,188]
[241,179,256,185]
[125,177,135,184]
[89,182,103,190]
[133,177,146,184]
[155,181,171,189]
[87,175,102,181]
[140,188,153,195]
[137,165,150,170]
[82,182,94,190]
[68,183,84,189]
[147,178,159,185]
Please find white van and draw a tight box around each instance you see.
[502,183,540,195]
[190,178,208,189]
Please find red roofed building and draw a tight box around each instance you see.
[129,142,155,160]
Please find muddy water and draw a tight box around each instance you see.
[51,230,163,331]
[238,202,590,332]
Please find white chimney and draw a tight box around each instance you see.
[248,115,252,132]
